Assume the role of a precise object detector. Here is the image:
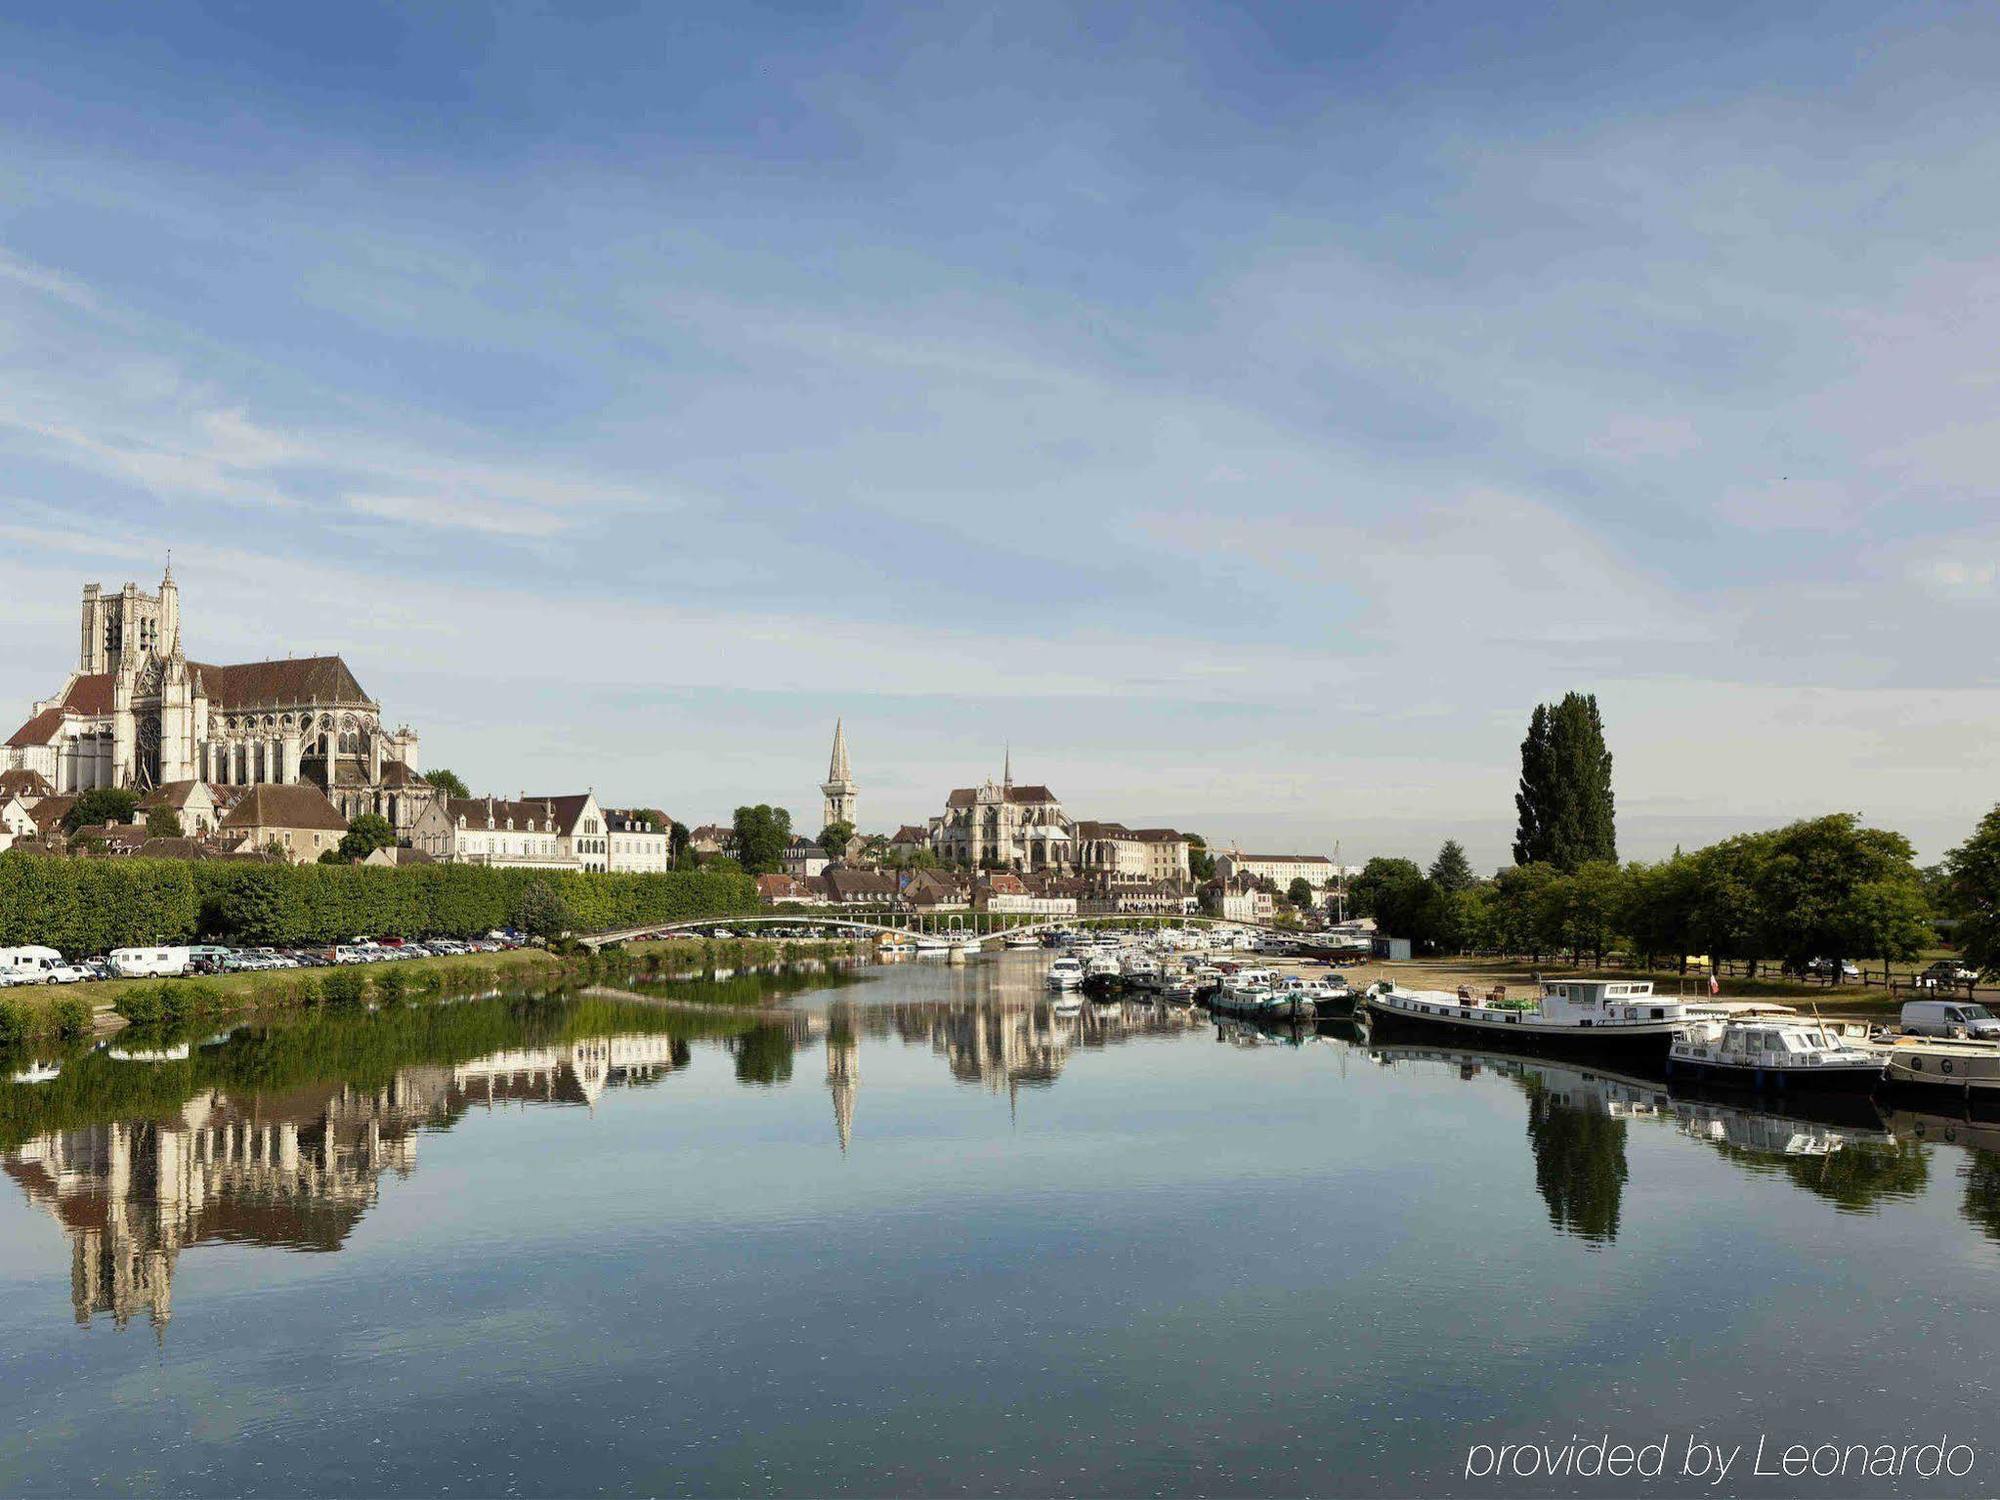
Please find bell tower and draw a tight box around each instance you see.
[820,719,857,831]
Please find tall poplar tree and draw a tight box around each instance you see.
[1513,692,1617,870]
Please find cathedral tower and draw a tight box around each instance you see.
[820,718,857,831]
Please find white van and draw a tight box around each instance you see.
[1901,999,2000,1040]
[0,947,64,985]
[109,947,192,979]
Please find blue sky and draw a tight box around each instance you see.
[3,0,1998,868]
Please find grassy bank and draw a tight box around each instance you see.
[0,935,867,1049]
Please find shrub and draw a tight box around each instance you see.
[49,994,92,1040]
[0,997,27,1047]
[320,968,366,1007]
[159,980,221,1025]
[115,987,166,1026]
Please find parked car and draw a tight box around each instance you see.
[1901,999,2000,1040]
[1921,960,1980,987]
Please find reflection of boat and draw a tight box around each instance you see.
[1674,1096,1894,1156]
[104,1043,192,1062]
[1668,1018,1884,1094]
[1889,1109,2000,1155]
[9,1060,61,1085]
[1362,977,1690,1062]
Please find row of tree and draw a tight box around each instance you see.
[1351,813,1946,973]
[0,852,758,954]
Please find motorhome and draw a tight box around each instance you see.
[109,946,193,979]
[0,947,64,985]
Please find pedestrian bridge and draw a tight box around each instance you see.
[577,910,1333,953]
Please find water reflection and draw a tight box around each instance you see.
[13,962,2000,1343]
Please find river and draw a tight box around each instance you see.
[1,953,1995,1497]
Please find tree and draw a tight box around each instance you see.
[731,805,792,875]
[1691,832,1772,976]
[1186,835,1216,884]
[1751,814,1929,977]
[145,807,184,839]
[1286,877,1316,910]
[513,880,572,942]
[338,813,396,863]
[1429,840,1475,895]
[668,821,692,869]
[1491,862,1563,961]
[819,820,856,861]
[1351,857,1427,941]
[426,768,472,800]
[1619,855,1702,972]
[1947,806,2000,979]
[1513,692,1617,870]
[64,787,140,834]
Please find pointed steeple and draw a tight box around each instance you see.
[828,718,851,784]
[158,554,181,659]
[1003,742,1012,793]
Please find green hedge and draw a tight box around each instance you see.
[0,851,756,952]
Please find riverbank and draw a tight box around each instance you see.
[0,936,871,1048]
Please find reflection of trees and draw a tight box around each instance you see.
[1714,1137,1930,1212]
[1959,1151,2000,1242]
[1524,1082,1628,1245]
[730,1023,798,1087]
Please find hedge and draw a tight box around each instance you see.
[0,851,757,953]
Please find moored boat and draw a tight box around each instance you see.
[1877,1036,2000,1106]
[1361,977,1691,1062]
[1045,955,1085,989]
[1667,1018,1884,1094]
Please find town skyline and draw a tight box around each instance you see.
[6,5,1998,870]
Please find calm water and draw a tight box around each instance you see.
[3,954,1998,1498]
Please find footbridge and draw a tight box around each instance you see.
[577,910,1340,954]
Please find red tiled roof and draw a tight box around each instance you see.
[194,656,370,709]
[61,674,115,715]
[0,769,54,800]
[6,707,65,748]
[219,783,349,833]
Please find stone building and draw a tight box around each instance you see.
[820,719,857,831]
[928,752,1074,872]
[3,567,435,838]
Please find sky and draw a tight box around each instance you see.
[2,0,1997,871]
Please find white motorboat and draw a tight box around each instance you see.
[1361,977,1692,1060]
[1668,1018,1884,1094]
[1045,956,1086,989]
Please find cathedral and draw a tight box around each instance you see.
[3,567,436,835]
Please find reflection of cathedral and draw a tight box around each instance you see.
[1,1035,686,1330]
[4,567,432,832]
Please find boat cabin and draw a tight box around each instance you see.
[1537,979,1686,1023]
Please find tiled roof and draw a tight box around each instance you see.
[445,796,559,833]
[6,707,66,748]
[944,784,1061,809]
[890,825,928,844]
[60,674,114,715]
[0,769,54,800]
[378,759,429,789]
[194,656,370,709]
[219,783,349,833]
[524,794,594,836]
[139,780,211,810]
[135,837,220,861]
[1235,853,1333,864]
[30,796,76,835]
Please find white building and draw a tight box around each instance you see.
[603,809,671,874]
[528,793,609,873]
[929,753,1073,872]
[1213,851,1343,891]
[413,797,576,870]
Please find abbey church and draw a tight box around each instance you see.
[3,568,436,836]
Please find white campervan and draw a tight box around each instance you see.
[0,946,64,985]
[109,947,192,979]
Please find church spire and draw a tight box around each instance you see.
[828,718,851,784]
[1003,742,1011,792]
[821,718,857,832]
